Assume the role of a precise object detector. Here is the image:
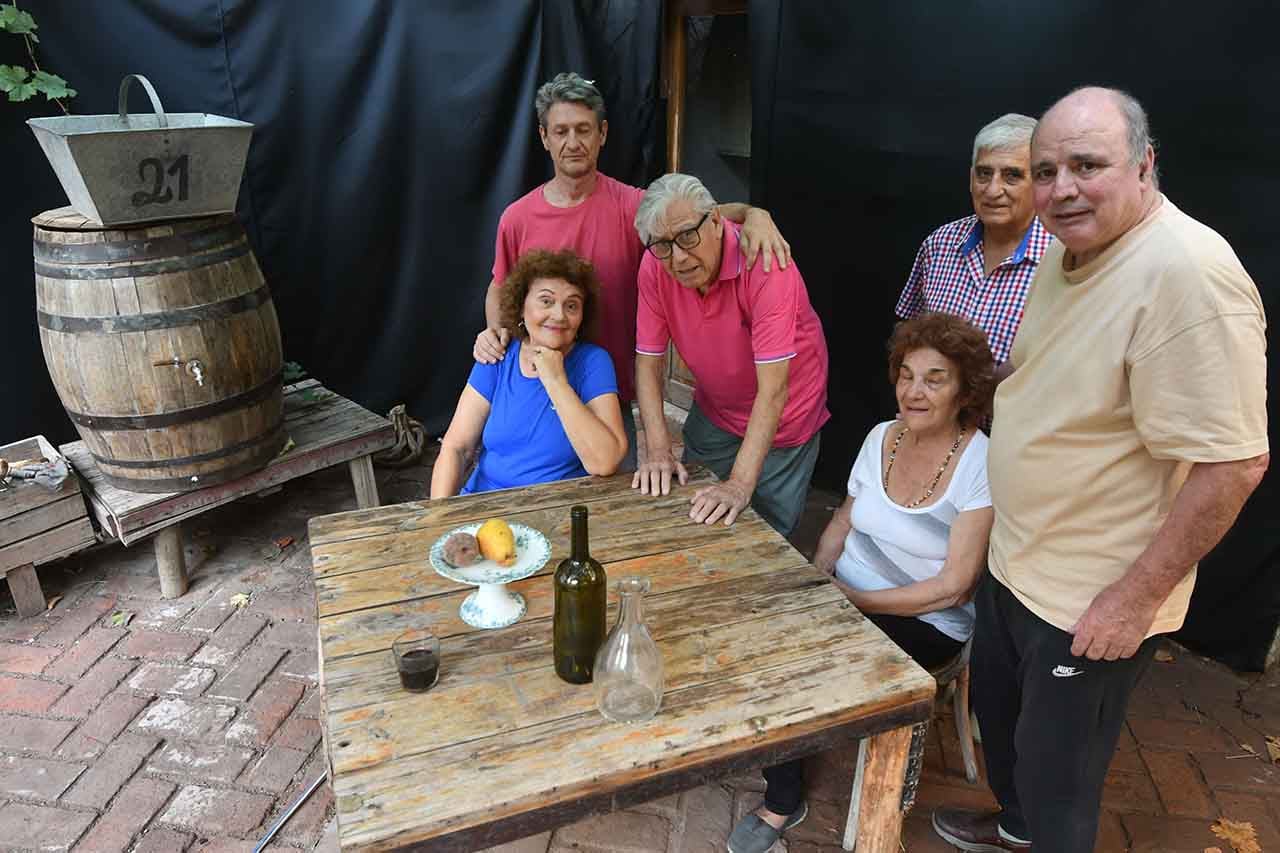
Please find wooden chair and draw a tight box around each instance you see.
[902,637,980,814]
[930,636,979,783]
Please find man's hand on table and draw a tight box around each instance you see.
[632,450,688,496]
[1069,576,1161,661]
[632,453,754,528]
[689,477,752,527]
[474,326,510,364]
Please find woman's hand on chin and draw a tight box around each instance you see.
[529,345,569,387]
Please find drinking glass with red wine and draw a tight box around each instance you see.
[393,629,441,692]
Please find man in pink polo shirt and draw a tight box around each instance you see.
[632,173,829,536]
[473,73,791,470]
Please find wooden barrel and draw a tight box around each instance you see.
[33,206,286,493]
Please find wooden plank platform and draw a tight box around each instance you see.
[1,436,96,617]
[62,381,395,546]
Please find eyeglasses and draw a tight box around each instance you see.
[645,211,710,259]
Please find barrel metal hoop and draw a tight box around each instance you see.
[98,433,289,494]
[90,421,285,469]
[33,221,244,264]
[38,285,272,334]
[34,241,251,280]
[63,370,283,431]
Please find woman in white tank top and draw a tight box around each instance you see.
[730,313,996,853]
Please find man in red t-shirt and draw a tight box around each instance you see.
[473,73,792,469]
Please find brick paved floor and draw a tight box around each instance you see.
[1,439,1277,852]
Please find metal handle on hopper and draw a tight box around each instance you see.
[117,74,168,129]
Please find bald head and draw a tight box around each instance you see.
[1030,86,1160,267]
[1035,87,1156,177]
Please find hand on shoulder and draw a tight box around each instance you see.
[474,326,511,364]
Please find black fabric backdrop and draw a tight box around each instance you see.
[4,0,661,444]
[1,1,1275,667]
[747,0,1280,669]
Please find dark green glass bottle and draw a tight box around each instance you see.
[553,505,607,684]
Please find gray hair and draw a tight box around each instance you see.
[972,113,1037,166]
[1113,88,1160,189]
[1109,88,1156,166]
[535,72,606,128]
[634,173,719,244]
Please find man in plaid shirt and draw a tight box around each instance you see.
[896,114,1052,365]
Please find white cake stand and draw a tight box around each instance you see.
[429,522,551,629]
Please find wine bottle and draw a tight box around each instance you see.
[553,505,607,684]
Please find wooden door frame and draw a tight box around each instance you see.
[660,0,748,410]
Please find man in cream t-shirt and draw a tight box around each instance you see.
[931,88,1269,853]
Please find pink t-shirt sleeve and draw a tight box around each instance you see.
[621,183,645,229]
[491,209,519,285]
[748,265,801,364]
[635,254,669,357]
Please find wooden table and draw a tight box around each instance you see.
[63,380,395,598]
[309,470,936,852]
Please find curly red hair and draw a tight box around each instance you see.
[888,312,996,428]
[499,249,602,344]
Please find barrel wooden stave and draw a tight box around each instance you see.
[34,208,285,493]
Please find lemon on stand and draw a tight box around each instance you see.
[476,518,517,566]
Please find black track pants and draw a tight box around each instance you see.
[971,574,1158,852]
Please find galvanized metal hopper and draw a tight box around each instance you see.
[27,74,253,226]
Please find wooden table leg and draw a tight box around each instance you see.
[842,724,913,851]
[154,524,188,599]
[6,563,47,618]
[348,455,379,509]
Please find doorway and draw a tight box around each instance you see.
[662,0,751,409]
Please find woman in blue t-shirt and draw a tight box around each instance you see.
[431,250,627,496]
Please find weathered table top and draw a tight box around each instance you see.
[62,380,394,545]
[309,470,936,852]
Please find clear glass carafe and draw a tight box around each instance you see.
[593,576,664,723]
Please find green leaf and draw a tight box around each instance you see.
[31,70,75,100]
[230,592,251,609]
[282,361,307,383]
[0,63,29,91]
[0,4,39,36]
[4,80,35,101]
[108,610,133,627]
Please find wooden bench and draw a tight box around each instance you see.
[1,436,97,617]
[62,381,396,599]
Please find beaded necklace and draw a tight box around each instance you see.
[883,426,965,509]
